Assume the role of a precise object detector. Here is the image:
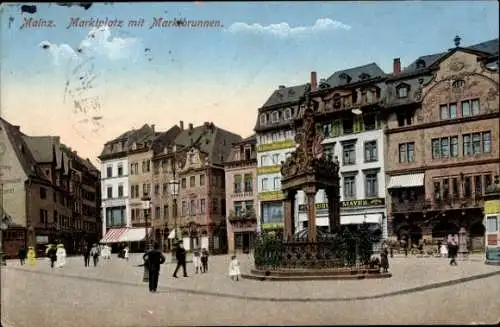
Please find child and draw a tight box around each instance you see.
[228,255,241,281]
[193,248,202,273]
[380,248,389,273]
[201,248,209,273]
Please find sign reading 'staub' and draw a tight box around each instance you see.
[298,198,385,211]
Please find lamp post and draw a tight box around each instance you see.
[141,193,151,250]
[0,215,11,266]
[168,179,180,242]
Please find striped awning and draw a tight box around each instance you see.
[387,173,425,189]
[100,228,128,243]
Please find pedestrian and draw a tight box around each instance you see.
[143,242,166,293]
[27,246,36,266]
[228,255,241,281]
[18,246,26,265]
[56,244,67,268]
[172,242,188,278]
[123,246,129,261]
[448,235,458,266]
[193,248,202,274]
[201,248,209,273]
[440,241,448,258]
[47,244,57,268]
[90,244,100,267]
[83,244,91,267]
[380,248,389,273]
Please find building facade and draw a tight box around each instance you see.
[254,84,307,234]
[224,135,258,253]
[1,118,100,258]
[385,37,499,249]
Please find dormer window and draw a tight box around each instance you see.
[284,108,292,120]
[339,73,352,84]
[359,73,370,80]
[416,59,426,69]
[259,113,267,125]
[319,81,330,89]
[396,83,410,98]
[131,142,137,150]
[452,79,465,89]
[271,111,279,123]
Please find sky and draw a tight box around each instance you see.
[0,1,498,165]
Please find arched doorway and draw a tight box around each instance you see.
[469,221,485,251]
[397,224,423,248]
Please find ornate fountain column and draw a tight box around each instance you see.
[283,190,296,241]
[305,188,317,242]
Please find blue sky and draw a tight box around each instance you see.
[0,1,498,162]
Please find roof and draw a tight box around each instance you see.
[0,118,48,180]
[99,124,156,157]
[150,125,182,155]
[239,134,257,144]
[174,122,242,166]
[261,84,309,109]
[225,134,257,163]
[324,63,386,88]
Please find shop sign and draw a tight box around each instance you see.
[259,191,283,201]
[36,235,49,244]
[485,200,500,215]
[257,165,281,175]
[262,223,283,230]
[298,203,328,212]
[257,140,295,153]
[341,198,385,208]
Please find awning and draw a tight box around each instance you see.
[121,228,152,242]
[100,228,128,243]
[387,173,425,189]
[341,214,382,225]
[167,229,176,239]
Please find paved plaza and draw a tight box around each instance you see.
[1,253,499,326]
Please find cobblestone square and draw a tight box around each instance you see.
[1,253,499,326]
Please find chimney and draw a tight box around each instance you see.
[189,123,193,130]
[310,71,317,91]
[393,58,401,75]
[151,124,155,132]
[278,85,286,89]
[179,120,184,130]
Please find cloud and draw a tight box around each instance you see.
[39,26,141,65]
[227,18,351,37]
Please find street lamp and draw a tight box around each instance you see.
[168,179,180,242]
[141,193,152,250]
[0,215,11,266]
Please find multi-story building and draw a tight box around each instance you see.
[0,118,100,258]
[224,134,258,253]
[304,66,389,239]
[385,37,499,249]
[98,124,154,244]
[254,84,308,234]
[173,122,242,253]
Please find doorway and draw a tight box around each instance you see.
[234,232,255,253]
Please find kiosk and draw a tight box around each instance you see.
[484,176,500,265]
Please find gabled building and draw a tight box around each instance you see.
[254,84,308,234]
[224,134,258,253]
[384,36,499,249]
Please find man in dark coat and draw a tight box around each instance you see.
[172,242,188,278]
[47,245,57,268]
[18,247,26,265]
[143,242,166,292]
[83,244,91,267]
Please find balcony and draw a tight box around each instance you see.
[228,209,257,223]
[392,195,484,213]
[231,191,253,198]
[391,199,430,214]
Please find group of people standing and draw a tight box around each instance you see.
[82,243,110,267]
[45,244,67,268]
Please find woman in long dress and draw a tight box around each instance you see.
[440,242,448,258]
[123,246,129,261]
[56,244,67,268]
[228,255,241,281]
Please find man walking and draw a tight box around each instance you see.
[143,242,166,293]
[172,242,188,278]
[90,244,100,267]
[46,244,57,268]
[83,244,91,267]
[18,246,26,266]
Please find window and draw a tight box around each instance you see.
[463,134,472,156]
[450,136,458,157]
[440,105,449,120]
[189,176,195,187]
[471,99,480,115]
[397,111,414,127]
[461,100,470,117]
[155,206,161,219]
[260,114,267,125]
[154,184,160,195]
[181,178,186,188]
[40,187,47,199]
[483,132,491,153]
[399,142,414,163]
[261,178,268,191]
[432,139,440,159]
[271,153,280,165]
[130,186,135,198]
[472,133,481,154]
[106,165,112,178]
[434,181,441,201]
[343,143,356,165]
[273,177,281,190]
[146,160,150,172]
[117,164,123,177]
[343,176,356,198]
[163,205,169,218]
[107,186,112,199]
[485,174,493,190]
[464,176,472,197]
[234,175,242,193]
[364,141,377,162]
[244,174,253,192]
[474,175,482,195]
[199,174,205,186]
[271,111,279,123]
[190,200,196,216]
[324,146,334,161]
[322,123,332,138]
[260,155,269,166]
[440,138,449,158]
[452,178,459,197]
[365,173,378,197]
[486,216,499,233]
[200,199,206,214]
[284,108,292,120]
[262,202,283,224]
[342,119,353,134]
[134,185,139,198]
[162,183,168,195]
[452,79,465,88]
[449,103,457,119]
[363,115,376,131]
[398,86,408,98]
[442,179,449,199]
[118,184,123,197]
[181,201,187,216]
[234,201,243,216]
[212,198,219,214]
